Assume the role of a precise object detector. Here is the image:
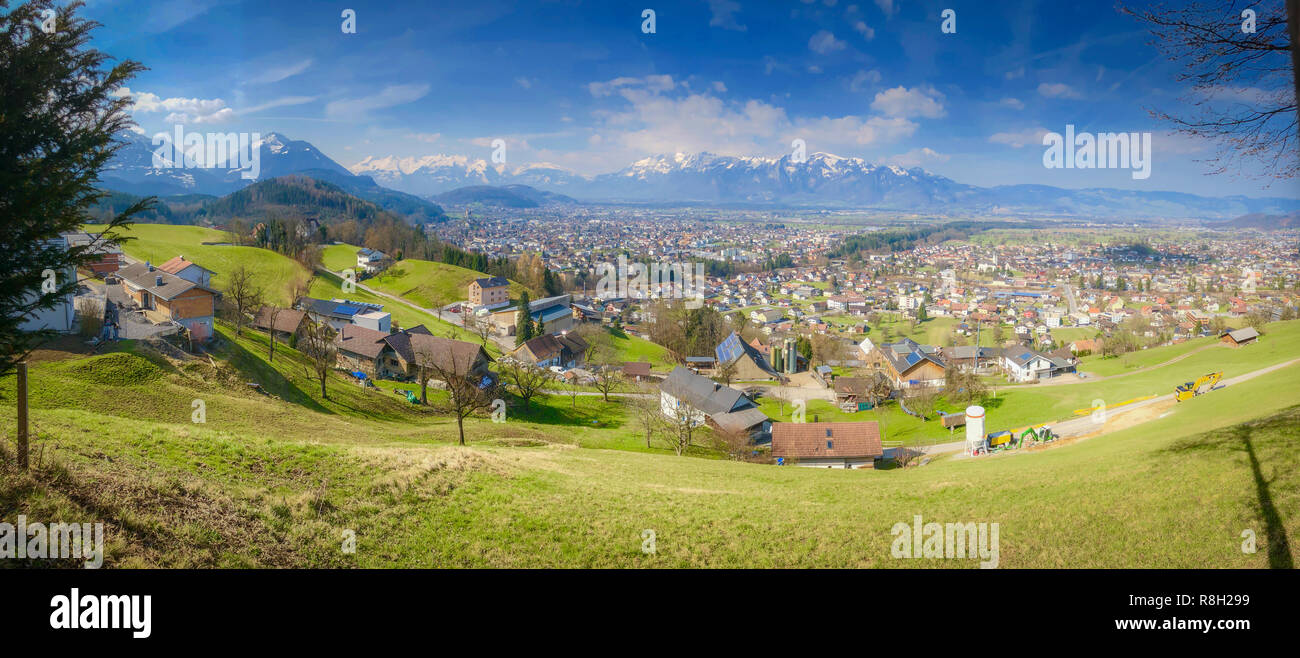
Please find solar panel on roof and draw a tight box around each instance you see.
[905,353,921,366]
[334,304,361,316]
[1020,352,1032,360]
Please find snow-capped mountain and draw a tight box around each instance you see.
[586,151,976,206]
[103,130,356,196]
[103,131,1300,219]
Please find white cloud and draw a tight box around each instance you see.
[577,77,918,172]
[248,58,313,85]
[870,86,946,119]
[874,0,897,17]
[848,69,882,92]
[853,20,875,39]
[808,30,846,54]
[515,77,534,89]
[707,0,747,31]
[406,132,441,144]
[989,126,1049,148]
[239,96,317,115]
[1037,82,1082,99]
[113,87,234,124]
[589,75,676,97]
[324,84,431,119]
[712,81,728,93]
[999,97,1024,110]
[1005,67,1025,80]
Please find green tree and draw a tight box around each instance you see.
[514,291,533,346]
[1,1,150,378]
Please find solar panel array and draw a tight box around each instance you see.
[715,332,744,364]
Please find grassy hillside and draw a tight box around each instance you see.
[88,224,310,306]
[2,318,1296,567]
[321,243,526,308]
[307,270,493,352]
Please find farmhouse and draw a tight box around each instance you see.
[334,324,495,386]
[714,331,781,381]
[117,261,220,342]
[356,248,391,275]
[1001,349,1055,382]
[659,366,770,439]
[468,276,510,310]
[156,256,214,288]
[252,306,309,342]
[297,296,390,333]
[874,338,947,389]
[64,231,123,276]
[1219,327,1259,348]
[509,333,589,369]
[771,421,883,469]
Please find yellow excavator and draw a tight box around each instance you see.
[1175,372,1222,402]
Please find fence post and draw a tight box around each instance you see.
[17,361,29,470]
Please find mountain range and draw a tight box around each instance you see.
[103,131,1300,220]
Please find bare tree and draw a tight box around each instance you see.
[907,385,940,422]
[224,265,263,337]
[630,385,664,449]
[499,358,551,410]
[263,305,284,362]
[714,358,738,386]
[663,398,701,456]
[425,350,496,446]
[467,312,495,347]
[299,319,335,400]
[1122,1,1297,180]
[588,361,624,402]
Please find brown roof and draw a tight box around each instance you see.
[771,421,883,459]
[622,362,653,377]
[157,255,211,275]
[117,262,215,300]
[253,307,307,334]
[334,324,389,359]
[398,333,491,376]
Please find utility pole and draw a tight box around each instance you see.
[17,361,29,470]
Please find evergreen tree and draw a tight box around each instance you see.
[1,1,150,377]
[515,291,533,346]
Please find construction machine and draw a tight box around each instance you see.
[1174,371,1222,402]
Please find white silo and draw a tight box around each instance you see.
[965,405,986,455]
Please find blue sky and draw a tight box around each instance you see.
[83,0,1298,197]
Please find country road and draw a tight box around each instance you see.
[315,266,517,353]
[924,357,1300,456]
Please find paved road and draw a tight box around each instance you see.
[316,266,516,352]
[922,357,1300,455]
[1061,281,1080,315]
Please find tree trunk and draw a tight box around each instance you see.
[457,415,466,446]
[320,376,327,400]
[420,372,428,405]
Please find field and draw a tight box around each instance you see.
[87,224,310,306]
[322,243,527,309]
[2,316,1297,567]
[308,271,494,352]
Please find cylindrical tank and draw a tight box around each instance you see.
[965,405,986,451]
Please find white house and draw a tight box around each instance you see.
[357,248,391,275]
[1002,349,1054,382]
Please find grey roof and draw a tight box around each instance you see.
[715,331,780,378]
[710,407,771,434]
[1222,327,1259,342]
[879,338,946,375]
[660,366,755,416]
[117,262,215,301]
[473,276,509,288]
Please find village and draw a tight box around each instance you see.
[18,218,1293,471]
